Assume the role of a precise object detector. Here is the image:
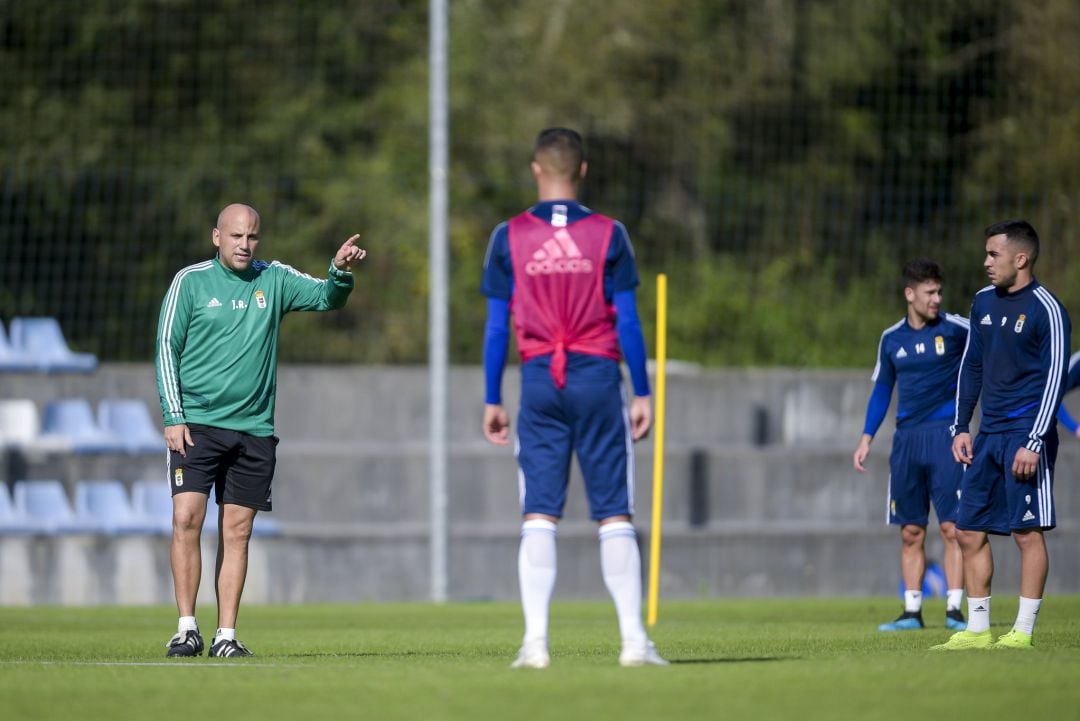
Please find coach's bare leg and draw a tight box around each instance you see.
[1013,529,1048,599]
[956,528,993,597]
[171,492,209,616]
[215,503,256,630]
[899,524,927,592]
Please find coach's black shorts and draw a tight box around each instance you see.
[167,424,278,512]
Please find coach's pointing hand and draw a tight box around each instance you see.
[334,235,367,271]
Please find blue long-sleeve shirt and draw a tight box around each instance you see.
[861,313,969,436]
[953,281,1071,453]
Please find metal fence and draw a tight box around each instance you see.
[2,0,1076,365]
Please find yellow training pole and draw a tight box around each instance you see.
[646,273,668,627]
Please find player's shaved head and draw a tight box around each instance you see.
[212,203,261,271]
[217,203,260,230]
[533,128,585,181]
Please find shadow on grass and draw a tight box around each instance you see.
[280,651,469,659]
[277,652,796,664]
[670,656,793,664]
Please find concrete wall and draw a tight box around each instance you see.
[2,363,1078,604]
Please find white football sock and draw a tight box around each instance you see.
[214,627,236,643]
[1013,596,1042,635]
[904,590,923,613]
[178,616,198,633]
[946,588,964,611]
[599,521,647,645]
[967,596,991,633]
[518,519,557,644]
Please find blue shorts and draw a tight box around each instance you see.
[887,421,962,526]
[957,430,1058,535]
[516,355,635,521]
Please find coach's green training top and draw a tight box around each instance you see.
[155,256,354,436]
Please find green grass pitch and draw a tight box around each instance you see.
[3,597,1080,721]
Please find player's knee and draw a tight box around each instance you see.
[172,509,204,534]
[900,525,925,547]
[955,528,983,551]
[1012,529,1044,551]
[939,522,958,543]
[220,516,254,545]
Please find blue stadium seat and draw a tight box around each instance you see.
[130,479,174,535]
[132,479,214,534]
[0,482,37,534]
[74,480,159,535]
[131,480,280,537]
[0,399,73,454]
[253,514,282,537]
[42,398,127,454]
[97,399,164,454]
[0,321,37,372]
[13,480,96,534]
[9,317,97,373]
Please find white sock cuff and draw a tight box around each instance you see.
[903,590,923,612]
[178,616,198,632]
[966,595,991,633]
[946,588,964,610]
[598,521,636,539]
[521,519,557,535]
[1014,596,1042,635]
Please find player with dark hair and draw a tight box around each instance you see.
[481,128,666,668]
[156,203,366,658]
[854,258,968,632]
[933,219,1070,650]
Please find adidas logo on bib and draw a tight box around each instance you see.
[526,230,594,276]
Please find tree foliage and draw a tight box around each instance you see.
[1,0,1077,366]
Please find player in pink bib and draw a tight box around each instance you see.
[508,211,622,388]
[482,128,666,669]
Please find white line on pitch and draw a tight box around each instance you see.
[0,660,319,669]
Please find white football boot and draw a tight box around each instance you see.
[619,639,669,667]
[510,638,551,669]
